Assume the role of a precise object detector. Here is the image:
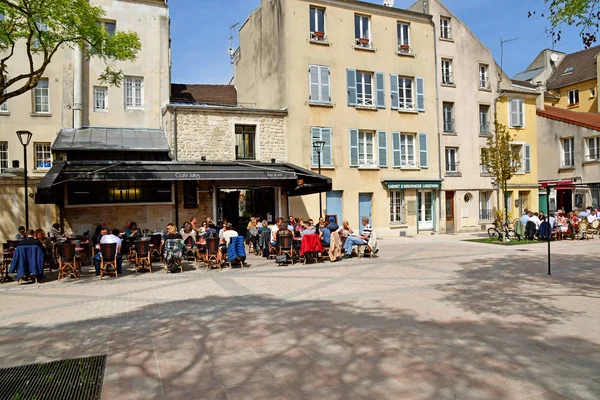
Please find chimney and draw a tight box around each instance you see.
[536,84,546,111]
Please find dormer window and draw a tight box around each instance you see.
[309,6,326,42]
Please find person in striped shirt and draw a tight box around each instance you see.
[343,217,372,258]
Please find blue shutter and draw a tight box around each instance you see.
[311,127,321,166]
[347,69,357,106]
[378,130,387,167]
[416,77,425,112]
[320,66,331,103]
[392,132,401,167]
[524,144,531,173]
[390,74,399,110]
[418,132,428,168]
[322,127,332,166]
[309,65,320,102]
[349,129,359,166]
[375,72,385,109]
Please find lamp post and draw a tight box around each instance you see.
[312,140,326,218]
[16,130,33,231]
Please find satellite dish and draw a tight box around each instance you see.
[383,0,394,7]
[550,53,559,62]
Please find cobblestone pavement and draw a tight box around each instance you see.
[1,233,599,399]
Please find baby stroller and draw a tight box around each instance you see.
[163,239,185,273]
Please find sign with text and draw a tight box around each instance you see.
[385,181,441,190]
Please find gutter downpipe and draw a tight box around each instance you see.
[173,106,179,228]
[432,18,442,234]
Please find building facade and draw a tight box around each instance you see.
[235,0,441,237]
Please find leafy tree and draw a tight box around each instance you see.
[480,118,522,225]
[529,0,600,47]
[0,0,141,104]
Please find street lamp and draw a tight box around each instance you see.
[16,130,33,231]
[312,140,326,218]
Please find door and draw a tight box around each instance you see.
[418,191,434,231]
[557,190,572,212]
[518,192,528,216]
[539,193,548,214]
[358,193,372,234]
[445,191,455,232]
[326,191,343,224]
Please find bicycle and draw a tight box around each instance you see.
[487,221,520,241]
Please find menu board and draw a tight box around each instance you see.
[183,182,197,209]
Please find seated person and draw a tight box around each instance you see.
[529,212,541,230]
[270,218,282,246]
[343,217,374,258]
[301,219,317,236]
[319,221,331,248]
[35,229,53,261]
[15,226,26,240]
[93,228,123,276]
[328,217,339,232]
[180,222,196,242]
[48,223,63,240]
[164,223,183,240]
[217,223,238,265]
[17,229,46,254]
[204,223,218,238]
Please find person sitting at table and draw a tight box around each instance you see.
[94,228,122,276]
[163,223,183,240]
[48,223,63,240]
[270,217,282,246]
[319,221,331,248]
[95,221,107,237]
[328,217,339,232]
[15,226,26,240]
[343,217,373,259]
[35,229,53,265]
[294,219,304,236]
[301,219,316,237]
[125,222,139,239]
[180,222,196,242]
[247,218,259,251]
[17,229,46,254]
[217,223,237,265]
[276,222,293,240]
[287,216,296,231]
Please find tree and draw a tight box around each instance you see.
[480,118,522,225]
[529,0,600,47]
[0,0,141,105]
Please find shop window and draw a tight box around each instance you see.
[67,181,172,205]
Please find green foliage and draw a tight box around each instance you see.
[0,0,141,103]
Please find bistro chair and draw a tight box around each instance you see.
[225,236,246,268]
[204,238,220,270]
[183,237,195,260]
[150,234,163,261]
[127,237,138,262]
[135,240,152,274]
[58,243,79,280]
[578,220,589,239]
[1,243,14,283]
[163,239,185,273]
[100,243,118,279]
[278,234,294,265]
[588,220,599,239]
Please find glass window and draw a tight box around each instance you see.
[94,86,108,112]
[561,138,574,167]
[67,181,172,205]
[479,64,489,89]
[356,71,373,106]
[358,131,374,166]
[398,77,413,110]
[310,7,325,36]
[34,142,52,170]
[397,22,410,51]
[92,21,116,54]
[124,77,143,110]
[588,137,600,161]
[479,191,492,221]
[0,142,8,173]
[33,79,49,113]
[480,148,489,174]
[445,147,458,173]
[390,190,405,223]
[443,102,454,132]
[354,14,371,46]
[441,59,453,84]
[0,88,7,112]
[235,125,256,160]
[568,89,579,105]
[440,17,451,39]
[479,105,490,134]
[400,134,415,167]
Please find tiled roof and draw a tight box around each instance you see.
[546,46,600,89]
[544,91,559,100]
[171,84,237,106]
[537,106,600,131]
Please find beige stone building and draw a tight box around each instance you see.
[235,0,441,237]
[0,0,171,241]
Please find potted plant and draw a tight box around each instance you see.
[358,37,370,45]
[313,31,325,39]
[400,44,410,52]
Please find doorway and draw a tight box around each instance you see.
[218,188,275,235]
[557,189,572,212]
[418,191,434,231]
[445,191,455,232]
[358,193,372,234]
[518,192,529,216]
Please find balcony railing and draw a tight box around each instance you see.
[561,159,575,168]
[479,77,489,89]
[445,161,460,174]
[443,119,455,132]
[440,26,451,39]
[398,100,414,111]
[585,153,600,161]
[356,97,374,107]
[400,159,417,168]
[479,209,492,221]
[479,122,490,135]
[358,159,377,168]
[442,73,453,84]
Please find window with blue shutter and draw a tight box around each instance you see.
[349,129,359,166]
[524,144,531,173]
[390,74,399,110]
[416,77,425,111]
[311,127,321,166]
[320,66,330,103]
[347,69,357,106]
[418,132,428,168]
[509,98,524,127]
[378,131,387,167]
[392,132,401,167]
[375,72,385,108]
[309,65,331,104]
[311,127,333,167]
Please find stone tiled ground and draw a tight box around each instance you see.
[1,233,599,399]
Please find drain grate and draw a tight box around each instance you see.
[0,355,106,400]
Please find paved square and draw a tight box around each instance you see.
[1,234,599,399]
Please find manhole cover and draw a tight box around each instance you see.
[0,355,106,400]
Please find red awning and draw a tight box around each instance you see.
[539,180,574,189]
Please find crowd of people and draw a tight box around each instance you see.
[518,206,600,240]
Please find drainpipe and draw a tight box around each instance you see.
[432,18,443,233]
[73,45,83,129]
[173,107,178,161]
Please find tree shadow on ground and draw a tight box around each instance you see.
[1,291,599,399]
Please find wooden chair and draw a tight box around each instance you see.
[268,240,278,260]
[578,220,589,239]
[100,243,118,279]
[278,234,294,265]
[1,243,14,283]
[357,244,373,259]
[127,237,138,262]
[204,238,220,270]
[58,243,79,280]
[183,237,195,260]
[150,234,163,261]
[163,239,184,273]
[134,240,152,274]
[588,220,599,239]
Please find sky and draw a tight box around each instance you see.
[170,0,586,85]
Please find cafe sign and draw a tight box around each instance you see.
[384,181,441,190]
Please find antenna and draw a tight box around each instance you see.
[228,22,240,79]
[500,37,518,82]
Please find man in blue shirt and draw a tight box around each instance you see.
[520,210,530,225]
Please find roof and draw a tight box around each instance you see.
[544,91,560,100]
[512,66,545,82]
[546,46,600,90]
[537,106,600,131]
[171,84,237,106]
[52,127,170,152]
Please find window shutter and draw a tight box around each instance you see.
[320,66,330,103]
[311,127,321,166]
[309,65,320,102]
[418,132,428,168]
[347,69,357,106]
[390,74,399,110]
[375,72,385,109]
[524,144,531,173]
[416,77,425,111]
[322,127,332,166]
[349,129,359,166]
[378,131,387,167]
[518,99,524,126]
[392,132,401,167]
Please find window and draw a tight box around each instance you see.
[354,14,371,48]
[397,22,410,53]
[390,190,405,223]
[564,67,574,74]
[124,77,143,110]
[440,17,451,39]
[92,21,116,54]
[0,89,7,112]
[34,143,52,170]
[568,89,579,106]
[93,86,108,112]
[445,147,458,173]
[561,138,574,168]
[479,105,490,134]
[587,137,599,161]
[308,65,330,104]
[479,191,492,221]
[400,133,416,167]
[311,127,332,167]
[310,6,326,41]
[398,77,413,110]
[441,59,453,84]
[235,125,256,160]
[33,79,49,113]
[0,142,8,173]
[358,131,375,167]
[509,98,524,127]
[67,181,172,205]
[356,71,373,106]
[480,148,490,174]
[443,102,454,132]
[479,64,489,89]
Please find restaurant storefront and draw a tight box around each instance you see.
[382,180,441,236]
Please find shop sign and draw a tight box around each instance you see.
[385,181,441,190]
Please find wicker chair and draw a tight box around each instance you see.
[135,240,152,274]
[163,239,184,273]
[150,234,163,260]
[58,243,79,280]
[100,243,118,279]
[183,236,195,260]
[2,243,14,282]
[204,238,220,270]
[278,234,294,265]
